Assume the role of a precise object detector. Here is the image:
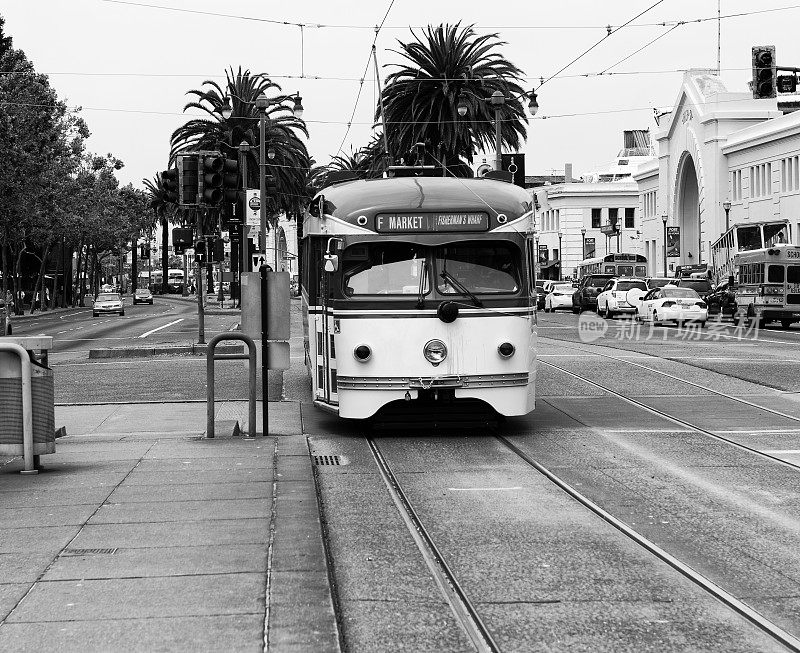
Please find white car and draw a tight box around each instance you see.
[544,282,577,312]
[596,278,648,318]
[634,286,708,326]
[93,292,125,317]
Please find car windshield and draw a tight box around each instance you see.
[435,242,520,294]
[343,242,429,296]
[96,294,120,301]
[136,289,149,294]
[663,288,700,299]
[551,284,574,293]
[585,276,612,288]
[616,281,647,291]
[647,278,673,288]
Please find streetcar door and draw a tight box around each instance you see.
[316,238,340,407]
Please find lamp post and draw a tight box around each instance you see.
[557,231,563,281]
[580,227,586,260]
[457,90,538,171]
[723,199,731,232]
[255,94,269,262]
[238,140,251,306]
[661,214,668,277]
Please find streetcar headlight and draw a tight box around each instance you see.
[423,339,447,365]
[353,344,372,362]
[498,342,515,358]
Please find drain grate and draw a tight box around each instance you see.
[61,548,118,556]
[313,455,341,466]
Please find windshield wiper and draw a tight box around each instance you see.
[416,262,427,309]
[440,270,483,308]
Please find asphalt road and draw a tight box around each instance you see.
[10,295,264,404]
[305,308,800,652]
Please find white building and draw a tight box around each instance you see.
[535,69,800,282]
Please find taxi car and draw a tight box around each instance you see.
[93,292,125,317]
[595,278,648,319]
[634,286,708,326]
[543,282,577,312]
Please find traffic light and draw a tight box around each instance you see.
[212,238,225,262]
[201,155,224,205]
[172,227,193,249]
[194,240,206,262]
[162,168,179,204]
[140,244,150,259]
[179,154,199,205]
[221,158,239,203]
[752,45,777,99]
[265,174,278,195]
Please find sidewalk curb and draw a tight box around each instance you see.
[88,343,244,359]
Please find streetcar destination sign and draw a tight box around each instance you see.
[375,212,489,233]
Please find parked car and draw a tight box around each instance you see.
[571,273,614,313]
[543,282,577,312]
[132,288,154,305]
[93,293,125,317]
[704,281,736,317]
[634,286,708,326]
[596,278,648,318]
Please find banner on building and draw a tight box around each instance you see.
[583,237,596,259]
[667,226,680,257]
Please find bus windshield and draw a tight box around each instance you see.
[435,243,519,294]
[343,243,429,296]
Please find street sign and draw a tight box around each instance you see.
[246,190,260,227]
[252,252,268,271]
[600,223,619,236]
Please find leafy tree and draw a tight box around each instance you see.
[170,67,311,225]
[142,172,178,294]
[380,23,528,173]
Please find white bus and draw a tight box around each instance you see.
[576,253,647,280]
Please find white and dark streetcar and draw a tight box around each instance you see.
[301,174,537,422]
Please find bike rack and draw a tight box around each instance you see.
[0,342,37,474]
[206,333,257,439]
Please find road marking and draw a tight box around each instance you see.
[763,449,800,454]
[448,487,522,491]
[138,318,184,338]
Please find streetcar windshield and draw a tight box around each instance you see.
[343,243,429,296]
[435,243,519,294]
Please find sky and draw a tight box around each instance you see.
[2,0,799,189]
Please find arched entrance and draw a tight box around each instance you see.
[676,154,701,266]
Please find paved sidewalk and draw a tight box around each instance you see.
[0,401,340,652]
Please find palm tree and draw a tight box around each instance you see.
[380,23,528,174]
[142,172,177,295]
[170,67,311,223]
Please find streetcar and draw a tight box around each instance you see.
[576,253,647,279]
[732,244,800,328]
[301,172,537,422]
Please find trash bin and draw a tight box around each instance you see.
[0,337,55,457]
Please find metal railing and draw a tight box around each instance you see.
[206,333,257,438]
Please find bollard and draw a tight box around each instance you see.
[0,342,36,474]
[206,333,257,439]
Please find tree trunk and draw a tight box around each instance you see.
[131,232,139,292]
[14,243,26,314]
[30,242,51,314]
[161,216,169,294]
[74,238,84,307]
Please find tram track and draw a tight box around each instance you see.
[538,337,800,473]
[367,430,800,652]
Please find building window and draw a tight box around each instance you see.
[555,209,560,231]
[732,169,743,201]
[591,208,601,228]
[749,163,772,198]
[625,207,635,229]
[782,156,799,193]
[609,207,618,227]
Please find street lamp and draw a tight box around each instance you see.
[580,227,586,260]
[723,199,731,232]
[255,94,270,264]
[661,213,668,277]
[457,89,538,171]
[557,230,563,281]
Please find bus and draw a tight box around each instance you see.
[732,244,800,328]
[136,268,185,293]
[710,219,789,285]
[301,172,537,422]
[576,253,647,280]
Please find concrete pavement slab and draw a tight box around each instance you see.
[88,498,271,524]
[43,544,268,580]
[6,573,265,621]
[70,520,269,549]
[0,615,264,653]
[0,584,29,622]
[0,552,58,583]
[0,526,79,553]
[122,467,270,486]
[0,505,98,528]
[108,480,272,503]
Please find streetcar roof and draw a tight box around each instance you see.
[308,176,533,231]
